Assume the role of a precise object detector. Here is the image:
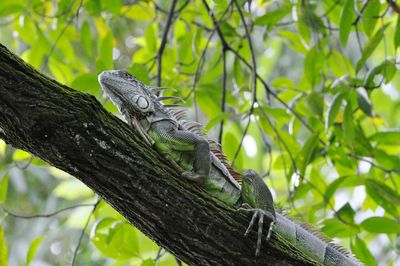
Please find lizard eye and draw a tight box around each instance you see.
[122,72,130,79]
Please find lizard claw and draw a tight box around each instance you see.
[240,208,276,257]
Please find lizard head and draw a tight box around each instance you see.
[98,70,155,117]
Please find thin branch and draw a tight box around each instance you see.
[2,203,97,219]
[218,49,227,144]
[234,0,258,102]
[387,0,400,14]
[40,0,83,72]
[200,0,314,133]
[231,107,253,166]
[13,155,33,170]
[154,247,166,263]
[156,0,179,88]
[183,30,218,100]
[70,199,100,266]
[229,47,314,132]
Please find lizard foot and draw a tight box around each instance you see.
[181,171,207,184]
[238,204,276,256]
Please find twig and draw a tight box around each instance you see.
[40,0,83,72]
[234,0,257,102]
[154,247,166,263]
[2,203,97,219]
[387,0,400,14]
[218,49,227,144]
[70,199,100,266]
[231,105,253,166]
[201,0,314,133]
[156,0,179,88]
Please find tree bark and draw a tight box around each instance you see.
[0,43,310,266]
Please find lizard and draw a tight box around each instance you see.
[98,69,362,266]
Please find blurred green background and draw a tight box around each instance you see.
[0,0,400,265]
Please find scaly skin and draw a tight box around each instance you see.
[98,70,362,265]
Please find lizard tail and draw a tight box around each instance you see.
[273,213,362,266]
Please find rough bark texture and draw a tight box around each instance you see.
[0,43,310,265]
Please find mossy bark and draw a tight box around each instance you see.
[0,43,310,266]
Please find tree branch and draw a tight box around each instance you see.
[0,43,310,266]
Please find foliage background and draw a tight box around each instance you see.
[0,0,400,265]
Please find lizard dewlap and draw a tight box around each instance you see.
[99,70,362,265]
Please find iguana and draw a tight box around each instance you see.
[98,70,362,266]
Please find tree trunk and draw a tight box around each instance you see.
[0,43,310,266]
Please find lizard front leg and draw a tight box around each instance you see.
[239,170,276,256]
[168,130,210,184]
[150,123,211,184]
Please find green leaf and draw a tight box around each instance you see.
[362,0,380,37]
[0,172,8,204]
[81,21,92,57]
[322,218,359,238]
[296,134,320,178]
[26,235,45,266]
[97,32,114,72]
[326,92,344,130]
[278,30,308,54]
[197,83,221,118]
[92,219,140,260]
[306,92,324,118]
[354,126,373,156]
[365,179,400,215]
[271,77,295,90]
[324,176,362,202]
[0,226,7,266]
[361,217,400,234]
[336,203,355,224]
[370,130,400,145]
[54,179,93,200]
[16,15,36,45]
[177,32,193,64]
[329,50,354,77]
[365,60,397,87]
[100,0,121,15]
[71,73,101,95]
[85,0,101,16]
[395,16,400,49]
[193,27,203,56]
[254,5,291,27]
[205,113,228,132]
[342,100,355,144]
[220,22,238,37]
[144,24,157,53]
[351,237,377,266]
[356,87,373,116]
[304,47,323,88]
[356,24,388,72]
[128,64,150,85]
[57,0,75,15]
[233,57,244,85]
[374,149,400,171]
[141,259,156,266]
[339,0,355,46]
[0,4,24,16]
[121,4,155,21]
